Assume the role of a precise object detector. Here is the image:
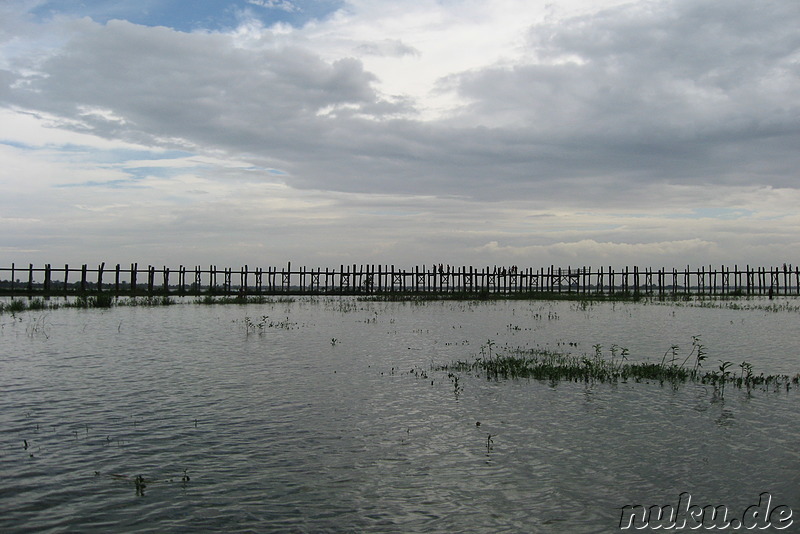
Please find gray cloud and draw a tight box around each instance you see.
[5,0,799,206]
[7,18,380,147]
[451,0,800,185]
[444,0,800,189]
[355,39,420,57]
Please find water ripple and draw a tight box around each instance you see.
[1,298,798,532]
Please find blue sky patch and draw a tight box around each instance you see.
[29,0,344,32]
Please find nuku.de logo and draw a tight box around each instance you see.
[619,492,793,530]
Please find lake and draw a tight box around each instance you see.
[1,296,798,532]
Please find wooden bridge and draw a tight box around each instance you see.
[1,262,798,298]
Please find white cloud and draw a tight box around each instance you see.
[247,0,300,12]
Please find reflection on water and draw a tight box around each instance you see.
[1,297,798,532]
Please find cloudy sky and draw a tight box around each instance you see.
[1,0,799,271]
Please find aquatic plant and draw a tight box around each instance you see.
[94,469,192,495]
[360,290,656,303]
[7,299,28,313]
[409,366,428,379]
[0,298,51,314]
[243,315,297,334]
[448,372,463,397]
[121,296,174,306]
[713,360,733,398]
[135,475,146,496]
[244,315,268,335]
[73,293,115,308]
[27,298,48,310]
[25,314,49,339]
[677,335,707,372]
[480,339,497,360]
[436,341,797,396]
[197,295,290,305]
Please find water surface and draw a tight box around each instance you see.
[1,297,798,532]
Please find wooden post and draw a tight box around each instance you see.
[794,265,799,296]
[746,265,751,295]
[773,266,780,295]
[581,266,586,294]
[163,266,170,294]
[300,265,305,293]
[702,265,707,295]
[597,266,602,294]
[670,268,676,296]
[757,267,761,294]
[784,263,789,295]
[711,265,716,295]
[97,262,105,292]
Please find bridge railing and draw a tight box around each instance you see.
[0,262,798,297]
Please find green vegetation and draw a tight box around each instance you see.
[243,315,298,334]
[0,294,185,313]
[74,293,115,308]
[4,299,29,314]
[196,295,293,305]
[359,291,650,303]
[0,293,303,314]
[436,338,799,398]
[0,298,54,314]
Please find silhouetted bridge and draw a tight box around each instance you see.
[1,262,798,298]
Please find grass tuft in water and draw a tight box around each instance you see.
[436,340,798,397]
[73,293,115,308]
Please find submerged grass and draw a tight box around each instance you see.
[436,340,799,397]
[0,298,53,314]
[0,293,295,313]
[195,295,294,305]
[360,290,650,303]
